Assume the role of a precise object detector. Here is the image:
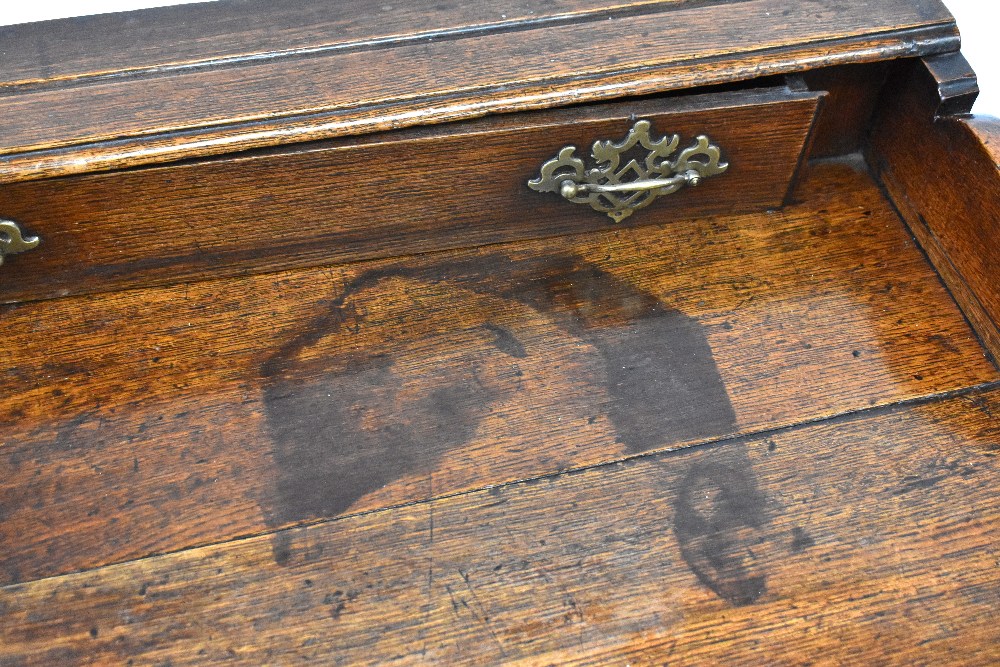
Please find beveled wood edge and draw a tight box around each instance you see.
[0,27,958,185]
[868,53,1000,364]
[68,84,826,174]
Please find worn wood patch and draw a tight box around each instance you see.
[1,387,998,664]
[0,163,994,586]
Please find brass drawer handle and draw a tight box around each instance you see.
[0,220,40,267]
[528,120,728,222]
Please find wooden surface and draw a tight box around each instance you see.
[0,0,958,183]
[968,116,1000,162]
[1,384,998,664]
[870,55,1000,360]
[0,161,995,590]
[0,87,822,304]
[799,63,891,159]
[1,2,995,662]
[0,0,710,89]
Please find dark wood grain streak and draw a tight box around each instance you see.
[0,0,958,183]
[0,87,822,304]
[870,56,1000,360]
[0,162,993,586]
[1,387,997,665]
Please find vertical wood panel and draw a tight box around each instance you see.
[870,55,1000,360]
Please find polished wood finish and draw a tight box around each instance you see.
[0,0,708,88]
[2,1,997,664]
[2,385,998,665]
[870,54,1000,360]
[0,87,822,303]
[0,162,994,588]
[0,0,958,183]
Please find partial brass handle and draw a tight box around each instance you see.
[528,120,728,223]
[0,220,40,267]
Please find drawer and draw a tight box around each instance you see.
[0,85,822,303]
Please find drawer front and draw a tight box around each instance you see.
[0,86,822,303]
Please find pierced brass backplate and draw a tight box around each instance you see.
[528,120,728,222]
[0,220,40,267]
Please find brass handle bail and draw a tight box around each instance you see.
[558,169,703,199]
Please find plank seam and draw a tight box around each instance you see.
[5,379,998,591]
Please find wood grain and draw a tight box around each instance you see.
[968,116,1000,163]
[870,55,1000,360]
[1,386,998,665]
[799,63,891,159]
[0,0,958,183]
[0,87,822,303]
[0,0,702,89]
[0,162,994,586]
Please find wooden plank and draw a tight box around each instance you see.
[0,162,994,586]
[870,55,1000,360]
[0,87,823,303]
[0,0,694,88]
[1,387,998,664]
[0,0,958,183]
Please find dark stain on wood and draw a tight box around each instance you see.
[507,255,738,452]
[789,526,815,553]
[264,350,502,526]
[673,448,770,606]
[0,163,993,589]
[590,306,736,452]
[260,252,737,536]
[482,323,528,359]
